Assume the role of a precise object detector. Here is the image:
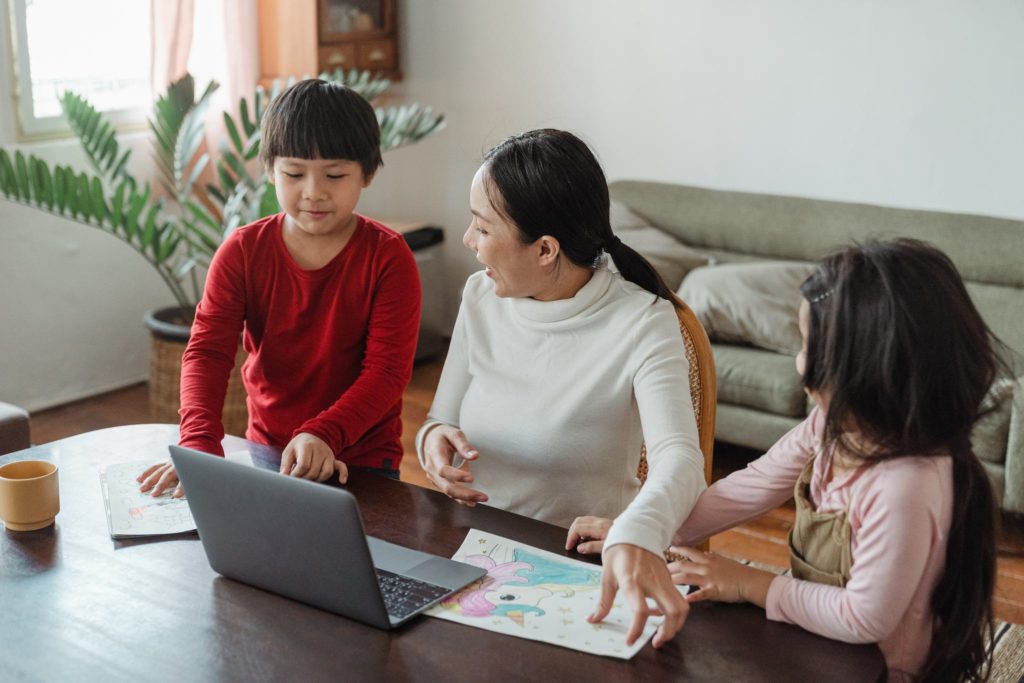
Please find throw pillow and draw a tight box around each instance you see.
[610,200,712,290]
[679,261,816,355]
[618,228,713,290]
[609,199,650,231]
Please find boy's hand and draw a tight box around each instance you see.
[667,546,775,608]
[280,432,348,485]
[589,544,688,649]
[421,425,487,506]
[566,515,612,554]
[138,461,185,498]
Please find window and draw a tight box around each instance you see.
[9,0,151,138]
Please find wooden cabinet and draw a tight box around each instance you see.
[258,0,400,88]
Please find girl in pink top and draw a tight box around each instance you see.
[569,239,1002,682]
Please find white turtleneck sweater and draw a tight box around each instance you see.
[416,262,706,557]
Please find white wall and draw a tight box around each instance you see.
[0,1,169,411]
[0,132,172,411]
[359,0,1024,330]
[3,0,1024,410]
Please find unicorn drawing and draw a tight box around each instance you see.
[439,548,600,627]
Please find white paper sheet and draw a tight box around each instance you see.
[99,451,253,538]
[427,529,685,659]
[100,461,195,538]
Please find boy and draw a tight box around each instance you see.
[139,79,421,496]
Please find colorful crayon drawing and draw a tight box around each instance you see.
[438,547,601,626]
[428,529,676,659]
[128,495,182,520]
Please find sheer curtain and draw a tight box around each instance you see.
[150,0,260,180]
[150,0,194,93]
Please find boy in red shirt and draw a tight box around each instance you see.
[139,79,421,496]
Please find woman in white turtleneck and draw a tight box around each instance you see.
[415,129,705,649]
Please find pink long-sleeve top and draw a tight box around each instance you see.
[674,409,952,679]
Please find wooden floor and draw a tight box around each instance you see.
[28,360,1024,625]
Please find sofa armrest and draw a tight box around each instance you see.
[0,402,31,456]
[1003,378,1024,514]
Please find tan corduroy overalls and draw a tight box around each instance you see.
[788,451,855,587]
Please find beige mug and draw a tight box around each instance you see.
[0,460,60,531]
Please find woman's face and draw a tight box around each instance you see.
[463,165,544,298]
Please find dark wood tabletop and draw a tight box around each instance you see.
[0,425,884,682]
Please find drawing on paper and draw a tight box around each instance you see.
[100,460,196,538]
[99,452,253,539]
[437,547,600,626]
[428,529,682,659]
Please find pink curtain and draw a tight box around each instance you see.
[152,0,258,110]
[150,0,195,93]
[150,0,261,204]
[222,0,260,115]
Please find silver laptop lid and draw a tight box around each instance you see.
[169,445,391,629]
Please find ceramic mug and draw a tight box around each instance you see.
[0,460,60,531]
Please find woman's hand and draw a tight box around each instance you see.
[137,462,184,498]
[421,425,488,506]
[565,516,612,554]
[280,432,348,485]
[667,546,776,608]
[589,544,689,649]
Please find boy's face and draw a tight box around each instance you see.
[270,157,372,238]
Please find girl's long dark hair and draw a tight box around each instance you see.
[482,128,679,306]
[800,239,1001,682]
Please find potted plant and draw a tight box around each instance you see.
[0,70,444,433]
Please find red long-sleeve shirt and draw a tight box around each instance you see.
[178,212,421,469]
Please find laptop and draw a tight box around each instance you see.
[169,445,486,629]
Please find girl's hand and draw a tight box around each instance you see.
[565,516,612,553]
[280,432,348,485]
[421,425,488,506]
[667,546,776,608]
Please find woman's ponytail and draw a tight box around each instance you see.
[606,237,681,307]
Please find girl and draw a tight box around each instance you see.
[417,129,707,647]
[569,239,1000,681]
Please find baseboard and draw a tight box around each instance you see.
[24,375,149,413]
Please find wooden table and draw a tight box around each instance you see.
[0,425,885,681]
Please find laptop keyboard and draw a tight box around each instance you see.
[375,568,451,620]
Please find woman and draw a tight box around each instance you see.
[417,129,705,647]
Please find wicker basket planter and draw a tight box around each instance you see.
[143,307,249,437]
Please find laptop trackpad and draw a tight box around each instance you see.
[366,536,431,573]
[367,537,483,590]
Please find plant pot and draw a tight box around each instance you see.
[143,306,249,437]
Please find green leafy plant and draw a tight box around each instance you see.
[0,70,445,321]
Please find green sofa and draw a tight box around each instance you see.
[609,180,1024,514]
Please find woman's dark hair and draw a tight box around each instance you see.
[482,129,679,306]
[259,78,383,177]
[800,238,1001,682]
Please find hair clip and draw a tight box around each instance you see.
[809,289,834,304]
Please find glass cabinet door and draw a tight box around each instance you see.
[321,0,391,37]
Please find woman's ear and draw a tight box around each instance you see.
[536,235,561,267]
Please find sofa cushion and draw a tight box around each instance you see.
[679,261,815,355]
[712,344,808,418]
[972,377,1018,465]
[609,199,650,231]
[610,200,711,290]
